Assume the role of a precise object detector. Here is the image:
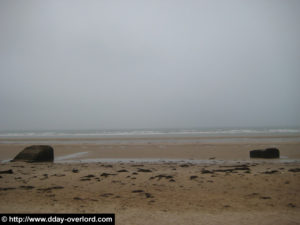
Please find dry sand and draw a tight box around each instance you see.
[0,138,300,225]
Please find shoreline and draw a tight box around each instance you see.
[3,142,300,164]
[1,138,300,162]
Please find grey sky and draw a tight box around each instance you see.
[0,0,299,130]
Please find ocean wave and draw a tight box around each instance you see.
[0,128,300,138]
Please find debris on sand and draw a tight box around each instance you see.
[132,190,144,193]
[137,168,152,173]
[288,168,300,172]
[100,173,116,178]
[117,169,128,172]
[0,169,13,174]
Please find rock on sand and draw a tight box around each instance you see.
[12,145,54,162]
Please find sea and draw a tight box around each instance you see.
[0,127,300,144]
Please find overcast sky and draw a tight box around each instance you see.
[0,0,299,130]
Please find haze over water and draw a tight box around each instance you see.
[1,1,300,131]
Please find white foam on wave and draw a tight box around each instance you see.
[1,128,300,138]
[268,129,300,133]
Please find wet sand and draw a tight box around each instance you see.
[1,138,300,162]
[0,139,300,224]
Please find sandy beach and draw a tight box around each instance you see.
[1,137,300,225]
